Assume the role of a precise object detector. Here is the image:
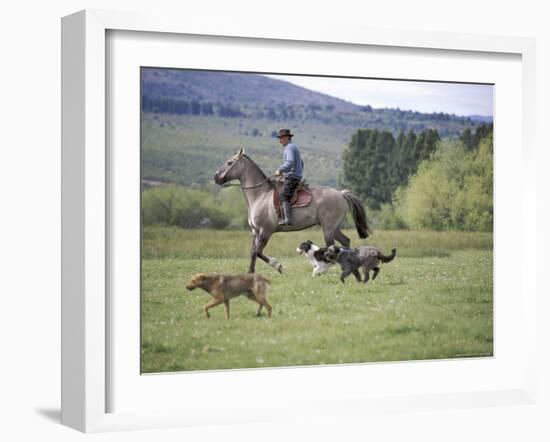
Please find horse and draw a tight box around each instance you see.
[213,148,371,274]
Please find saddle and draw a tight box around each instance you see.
[272,179,313,217]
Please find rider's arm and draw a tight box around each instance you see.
[277,145,296,174]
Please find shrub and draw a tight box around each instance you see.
[373,203,408,230]
[141,185,232,229]
[395,135,493,232]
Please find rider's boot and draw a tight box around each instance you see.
[279,201,292,226]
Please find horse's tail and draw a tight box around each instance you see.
[341,190,371,239]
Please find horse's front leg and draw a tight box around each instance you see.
[256,234,283,274]
[249,234,258,273]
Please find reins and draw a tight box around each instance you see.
[222,175,277,189]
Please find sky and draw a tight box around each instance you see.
[265,74,494,117]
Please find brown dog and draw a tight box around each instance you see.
[186,273,272,319]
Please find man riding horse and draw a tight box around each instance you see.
[275,129,304,226]
[213,145,369,274]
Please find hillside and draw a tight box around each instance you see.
[142,68,358,112]
[141,68,492,187]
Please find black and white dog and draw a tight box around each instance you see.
[296,240,335,277]
[324,245,397,284]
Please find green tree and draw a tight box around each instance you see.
[473,123,493,149]
[341,129,370,198]
[395,130,416,185]
[340,129,397,209]
[460,124,492,152]
[341,128,441,210]
[396,134,493,231]
[460,128,475,151]
[413,128,439,168]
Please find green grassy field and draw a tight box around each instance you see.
[141,227,493,373]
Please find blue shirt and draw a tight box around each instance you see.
[277,142,304,178]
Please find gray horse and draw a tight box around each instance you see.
[213,148,370,273]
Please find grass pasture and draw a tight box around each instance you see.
[141,227,493,373]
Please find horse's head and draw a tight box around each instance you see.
[213,148,246,185]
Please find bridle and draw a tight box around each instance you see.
[217,153,276,190]
[216,153,241,180]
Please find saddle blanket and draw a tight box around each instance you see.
[273,181,312,217]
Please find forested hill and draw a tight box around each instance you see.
[142,68,357,112]
[141,68,491,138]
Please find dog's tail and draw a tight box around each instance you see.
[342,190,371,239]
[378,248,397,263]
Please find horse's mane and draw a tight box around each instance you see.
[241,153,268,180]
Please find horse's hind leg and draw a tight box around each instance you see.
[335,229,351,248]
[322,226,336,247]
[322,213,349,247]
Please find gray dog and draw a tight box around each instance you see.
[324,245,397,283]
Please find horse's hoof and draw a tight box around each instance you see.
[277,264,283,274]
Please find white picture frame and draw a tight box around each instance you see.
[61,9,537,433]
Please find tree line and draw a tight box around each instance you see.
[142,95,244,118]
[341,124,493,231]
[340,128,440,209]
[459,123,493,151]
[141,93,483,138]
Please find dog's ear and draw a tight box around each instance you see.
[194,273,206,282]
[306,240,313,245]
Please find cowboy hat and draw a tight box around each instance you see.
[276,129,294,138]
